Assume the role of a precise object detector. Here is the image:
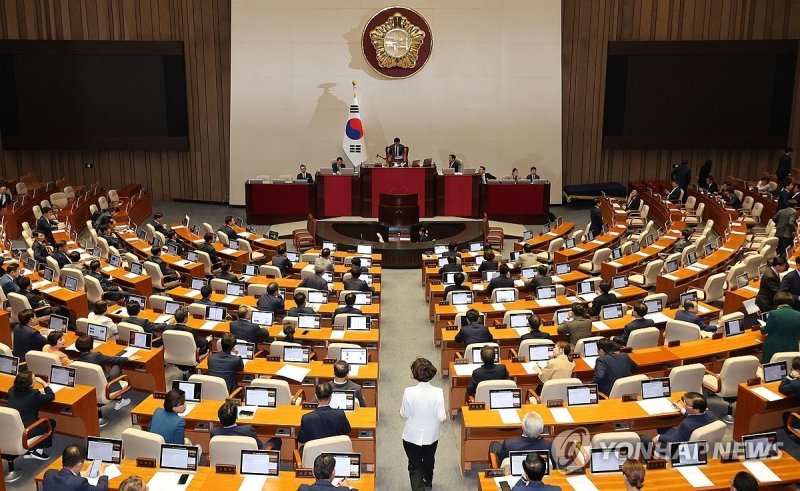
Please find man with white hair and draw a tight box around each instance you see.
[298,263,330,292]
[489,411,554,465]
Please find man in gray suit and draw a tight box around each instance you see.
[298,263,330,292]
[208,333,244,393]
[774,199,797,257]
[557,303,592,345]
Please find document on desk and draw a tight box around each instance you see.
[650,245,665,251]
[514,280,525,288]
[742,460,781,482]
[87,463,121,486]
[742,285,759,293]
[663,274,679,281]
[491,303,506,312]
[119,347,140,358]
[239,231,253,238]
[102,265,117,273]
[498,409,522,424]
[221,295,238,304]
[155,314,173,323]
[549,407,574,423]
[494,475,521,489]
[676,466,713,487]
[514,327,530,337]
[565,474,599,491]
[550,275,562,283]
[41,286,61,294]
[607,261,621,267]
[536,299,560,307]
[220,248,236,255]
[177,402,197,418]
[472,284,485,291]
[48,383,68,394]
[636,398,678,415]
[634,251,650,257]
[452,363,481,376]
[184,290,201,298]
[521,362,538,374]
[348,365,360,377]
[124,272,139,279]
[32,280,51,289]
[148,471,195,490]
[697,305,712,314]
[276,364,311,382]
[454,305,468,313]
[645,312,672,324]
[590,240,604,245]
[752,386,784,402]
[239,475,269,491]
[200,321,218,330]
[329,330,346,340]
[592,321,611,331]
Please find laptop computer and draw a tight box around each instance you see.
[327,453,361,479]
[488,388,522,410]
[50,365,76,388]
[298,314,321,329]
[240,450,280,477]
[0,355,19,376]
[509,450,550,476]
[346,315,370,331]
[49,314,69,332]
[159,443,199,473]
[283,346,311,363]
[471,346,499,364]
[190,277,207,290]
[762,361,788,383]
[87,436,123,464]
[641,378,671,399]
[742,432,779,460]
[205,306,226,321]
[590,447,629,474]
[251,310,274,326]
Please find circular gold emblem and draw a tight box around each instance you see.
[362,7,433,79]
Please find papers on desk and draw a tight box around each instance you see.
[676,466,714,488]
[514,327,529,337]
[742,460,781,482]
[636,398,678,415]
[239,231,253,238]
[663,274,679,281]
[155,314,173,323]
[646,312,672,324]
[752,386,784,402]
[41,286,61,294]
[276,364,311,382]
[239,475,270,491]
[102,266,117,273]
[634,251,650,258]
[142,246,151,253]
[454,305,468,313]
[472,284,485,291]
[498,409,522,424]
[178,402,197,418]
[124,273,139,279]
[549,407,574,423]
[697,305,711,315]
[521,362,539,375]
[175,260,191,266]
[452,363,481,376]
[148,471,195,490]
[221,295,238,304]
[200,321,218,330]
[491,303,506,312]
[592,321,611,331]
[536,299,559,307]
[583,356,598,369]
[220,248,236,255]
[590,239,604,245]
[32,280,51,289]
[609,231,620,237]
[125,237,137,243]
[329,330,346,340]
[118,347,140,358]
[607,261,621,267]
[720,247,735,252]
[514,280,525,288]
[49,383,68,394]
[565,475,599,491]
[348,365,360,377]
[494,475,521,489]
[650,244,665,251]
[185,289,201,298]
[87,463,122,486]
[742,285,759,293]
[550,275,563,283]
[580,292,598,302]
[468,252,479,257]
[546,231,558,237]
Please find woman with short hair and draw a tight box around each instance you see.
[147,389,186,444]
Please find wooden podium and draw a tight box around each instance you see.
[378,193,419,226]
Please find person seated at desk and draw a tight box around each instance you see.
[298,382,351,444]
[87,260,125,302]
[675,300,719,333]
[211,400,279,451]
[333,292,362,317]
[148,388,187,444]
[197,285,216,306]
[592,338,637,396]
[32,230,51,263]
[331,156,345,174]
[164,229,185,257]
[315,248,335,272]
[13,309,47,359]
[705,175,719,194]
[43,444,109,491]
[520,313,550,341]
[621,459,646,491]
[486,263,515,296]
[286,292,315,317]
[779,260,800,308]
[386,137,409,167]
[344,266,374,293]
[219,215,239,243]
[333,360,366,407]
[538,341,574,383]
[509,168,521,182]
[197,233,222,272]
[272,245,293,277]
[763,294,800,368]
[639,392,716,459]
[296,164,314,183]
[489,411,554,467]
[557,303,592,345]
[448,154,462,172]
[8,370,55,460]
[43,331,71,366]
[119,476,147,491]
[455,309,493,345]
[52,241,70,269]
[17,276,59,319]
[88,300,119,338]
[524,265,552,292]
[778,357,800,433]
[515,244,540,269]
[588,281,616,317]
[75,334,136,409]
[298,454,358,491]
[526,167,540,181]
[666,180,682,202]
[153,212,172,237]
[444,272,471,297]
[231,305,271,344]
[722,188,743,209]
[92,206,118,231]
[442,241,459,260]
[438,255,461,275]
[214,263,238,283]
[730,472,758,491]
[299,263,330,292]
[37,206,58,246]
[0,185,11,209]
[511,452,561,491]
[756,176,773,194]
[257,282,285,313]
[350,256,369,275]
[167,307,210,356]
[625,189,641,211]
[477,251,499,273]
[1,263,21,295]
[124,301,166,345]
[466,345,509,396]
[673,229,693,253]
[148,246,182,284]
[613,301,655,346]
[477,165,497,184]
[282,324,307,347]
[208,333,244,394]
[99,224,123,251]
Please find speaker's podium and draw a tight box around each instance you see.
[378,193,419,226]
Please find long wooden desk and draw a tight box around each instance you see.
[512,221,576,252]
[117,231,205,281]
[173,225,250,267]
[94,339,167,393]
[733,380,796,440]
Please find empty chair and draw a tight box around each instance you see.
[143,261,181,291]
[683,202,705,226]
[578,248,612,274]
[71,360,131,427]
[7,292,32,324]
[483,214,505,251]
[0,407,53,482]
[680,244,697,265]
[688,273,726,304]
[689,420,727,447]
[63,186,75,200]
[590,431,642,460]
[247,284,268,297]
[0,343,11,356]
[97,196,109,211]
[84,276,105,304]
[628,259,663,289]
[108,189,121,205]
[15,182,27,196]
[702,355,760,423]
[626,205,649,228]
[202,222,214,234]
[49,192,67,209]
[629,220,654,243]
[209,435,258,466]
[238,239,265,263]
[25,351,62,377]
[162,330,207,372]
[535,378,583,404]
[148,294,171,312]
[536,238,564,263]
[297,435,352,469]
[121,428,164,463]
[250,378,304,405]
[626,327,660,349]
[664,320,701,344]
[188,374,234,400]
[607,374,649,398]
[742,202,764,226]
[259,264,282,278]
[669,363,705,394]
[196,250,216,276]
[216,231,230,246]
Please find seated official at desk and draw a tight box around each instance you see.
[0,185,11,209]
[448,154,462,172]
[153,212,171,237]
[167,307,210,355]
[299,264,330,292]
[509,168,521,181]
[75,334,135,409]
[455,309,493,345]
[231,305,271,344]
[490,411,554,466]
[257,282,285,313]
[514,244,540,269]
[557,303,592,345]
[119,475,147,491]
[149,246,182,284]
[666,180,682,202]
[165,229,185,257]
[778,357,800,430]
[526,167,540,181]
[512,452,561,491]
[386,137,409,166]
[315,248,334,272]
[587,282,616,317]
[282,325,307,347]
[538,341,574,383]
[344,266,374,294]
[43,444,109,491]
[350,256,369,275]
[612,301,655,346]
[639,392,716,459]
[13,308,47,359]
[37,207,58,245]
[524,265,552,291]
[333,360,366,407]
[477,251,499,273]
[288,292,316,317]
[52,241,70,269]
[124,301,165,340]
[298,454,358,491]
[592,338,637,396]
[296,164,314,184]
[211,400,279,450]
[731,472,758,491]
[197,233,222,271]
[32,230,51,264]
[88,300,119,338]
[87,260,125,301]
[148,388,187,444]
[439,256,461,275]
[214,263,238,283]
[444,272,470,297]
[442,241,459,260]
[43,330,71,366]
[197,285,216,306]
[757,256,788,312]
[467,345,509,396]
[625,189,641,211]
[487,264,515,296]
[298,382,351,445]
[477,166,497,184]
[333,293,362,317]
[219,216,240,243]
[673,229,693,253]
[1,263,21,295]
[675,300,719,333]
[9,371,55,460]
[208,333,244,393]
[520,313,550,341]
[331,156,345,174]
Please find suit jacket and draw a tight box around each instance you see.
[667,187,682,201]
[0,274,20,294]
[332,161,344,173]
[674,309,714,332]
[386,143,408,163]
[53,251,71,269]
[511,480,561,491]
[42,468,108,491]
[626,196,642,211]
[8,385,54,428]
[557,318,592,345]
[466,363,509,396]
[778,188,792,210]
[520,330,551,341]
[589,207,603,234]
[588,292,617,317]
[89,270,117,293]
[12,324,47,358]
[779,270,800,310]
[454,323,493,345]
[150,256,172,276]
[219,225,239,242]
[297,405,351,444]
[438,263,462,275]
[477,259,499,273]
[729,194,742,209]
[299,274,329,292]
[449,160,462,172]
[230,318,270,343]
[37,216,56,244]
[527,275,553,292]
[757,267,782,311]
[614,318,656,346]
[102,232,124,251]
[671,164,691,188]
[486,275,515,296]
[778,376,800,399]
[198,243,218,263]
[272,255,293,276]
[126,316,164,337]
[33,240,50,263]
[214,271,239,283]
[480,172,498,184]
[494,436,554,466]
[538,354,575,383]
[706,182,719,194]
[592,352,637,395]
[93,211,113,231]
[526,173,540,181]
[257,293,285,313]
[296,172,314,184]
[332,380,366,408]
[775,207,797,238]
[762,305,800,364]
[297,480,356,491]
[148,407,185,444]
[75,351,129,375]
[444,284,471,296]
[333,305,362,317]
[777,153,792,178]
[210,424,262,449]
[287,306,316,317]
[343,277,372,293]
[208,351,244,393]
[515,253,540,269]
[154,222,172,237]
[0,193,11,209]
[659,411,717,444]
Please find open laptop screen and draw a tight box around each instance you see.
[641,378,671,400]
[590,447,629,474]
[244,386,277,408]
[251,310,274,326]
[328,453,361,479]
[488,388,522,409]
[0,355,18,376]
[330,390,356,411]
[762,361,787,383]
[340,347,368,365]
[171,380,202,402]
[346,315,370,331]
[742,432,779,460]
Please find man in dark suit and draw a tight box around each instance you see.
[208,333,244,393]
[613,302,656,346]
[438,255,461,275]
[13,309,46,359]
[148,246,181,284]
[758,257,789,311]
[92,206,117,231]
[75,334,137,408]
[641,392,717,459]
[592,338,637,396]
[486,263,515,296]
[670,160,691,194]
[776,146,793,182]
[37,206,58,245]
[675,300,719,333]
[331,157,345,174]
[666,180,682,202]
[589,198,603,236]
[287,291,316,317]
[779,260,800,310]
[0,186,12,209]
[197,233,221,271]
[350,256,369,275]
[520,313,550,341]
[524,265,553,292]
[557,303,593,345]
[298,264,330,292]
[466,345,509,396]
[42,444,109,491]
[448,154,462,172]
[168,308,210,355]
[99,225,123,250]
[231,305,271,343]
[164,229,185,256]
[219,216,239,242]
[211,400,264,449]
[257,282,285,313]
[477,165,497,184]
[271,245,293,276]
[705,176,719,194]
[298,454,358,491]
[214,263,239,283]
[526,166,540,181]
[32,230,51,263]
[87,260,125,301]
[779,357,800,433]
[625,189,641,211]
[777,181,794,210]
[344,266,374,293]
[477,251,499,273]
[197,285,216,306]
[0,263,21,295]
[588,281,617,316]
[774,201,797,257]
[386,137,408,167]
[152,212,171,237]
[296,164,314,183]
[455,309,493,346]
[489,411,554,466]
[124,301,165,341]
[444,272,471,297]
[723,188,742,209]
[298,382,352,444]
[333,293,362,317]
[51,241,70,269]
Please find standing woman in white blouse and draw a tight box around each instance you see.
[400,357,447,491]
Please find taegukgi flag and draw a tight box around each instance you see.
[343,84,366,167]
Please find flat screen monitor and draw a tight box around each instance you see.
[482,270,500,282]
[228,240,240,251]
[205,306,226,321]
[536,286,556,300]
[171,380,202,402]
[528,345,554,362]
[564,238,576,248]
[641,378,671,399]
[49,314,68,332]
[611,248,623,260]
[510,450,550,476]
[166,243,178,256]
[286,252,301,262]
[686,251,697,265]
[577,281,593,295]
[679,291,698,305]
[340,347,368,365]
[267,230,279,240]
[234,341,255,360]
[298,314,321,329]
[471,346,499,364]
[509,313,529,328]
[128,294,146,309]
[724,318,744,337]
[590,447,629,474]
[735,273,749,288]
[762,361,788,383]
[665,260,679,273]
[190,277,207,290]
[328,452,361,479]
[583,341,599,358]
[566,384,599,406]
[630,241,640,253]
[554,309,571,325]
[240,450,280,476]
[151,237,162,248]
[586,231,595,241]
[437,257,449,267]
[742,432,779,460]
[87,437,122,464]
[42,266,54,282]
[307,290,328,304]
[523,230,534,241]
[283,346,310,363]
[25,258,37,273]
[669,441,708,468]
[109,254,122,267]
[164,300,183,315]
[541,224,550,234]
[356,244,372,255]
[555,263,571,275]
[159,444,199,472]
[601,303,624,320]
[129,331,152,349]
[244,386,277,408]
[521,267,536,279]
[129,262,143,275]
[0,354,19,376]
[87,323,108,342]
[225,283,245,297]
[186,251,199,262]
[353,292,372,306]
[494,289,516,303]
[611,275,628,289]
[50,365,76,387]
[509,251,520,262]
[488,388,522,409]
[346,315,370,331]
[330,390,356,411]
[451,291,473,305]
[251,310,274,326]
[645,298,663,313]
[63,275,78,292]
[469,242,483,252]
[242,264,258,276]
[434,245,448,255]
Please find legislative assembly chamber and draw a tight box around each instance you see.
[0,1,799,491]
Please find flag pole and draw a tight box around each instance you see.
[352,79,357,98]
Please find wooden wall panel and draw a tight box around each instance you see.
[562,0,800,190]
[0,0,231,202]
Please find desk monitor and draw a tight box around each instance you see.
[555,216,563,227]
[482,270,500,282]
[704,244,714,257]
[234,341,255,360]
[357,256,372,268]
[151,237,162,248]
[242,264,258,276]
[590,447,629,474]
[554,309,571,326]
[63,275,78,292]
[585,231,595,242]
[87,437,122,464]
[523,230,534,241]
[319,241,337,252]
[583,341,599,358]
[536,286,556,300]
[190,277,207,290]
[760,311,771,324]
[611,275,628,290]
[521,267,536,279]
[665,259,679,273]
[164,300,183,316]
[107,254,122,268]
[42,266,55,282]
[645,298,663,314]
[576,281,593,295]
[353,292,372,306]
[191,225,201,236]
[495,289,516,303]
[437,257,449,267]
[87,323,108,342]
[611,247,623,260]
[735,273,749,289]
[137,229,148,241]
[564,238,576,249]
[630,241,640,254]
[724,318,744,337]
[240,450,280,477]
[129,331,152,350]
[278,288,287,298]
[0,355,19,376]
[762,361,787,383]
[469,242,483,253]
[644,234,655,247]
[434,245,448,255]
[601,303,624,320]
[205,306,226,321]
[489,388,522,410]
[340,347,368,365]
[363,274,373,286]
[555,263,571,275]
[50,365,76,388]
[742,432,779,460]
[166,244,178,256]
[25,258,37,273]
[442,273,457,286]
[356,244,372,255]
[225,282,245,297]
[49,314,68,332]
[451,291,473,305]
[283,346,311,363]
[251,310,274,326]
[685,251,697,265]
[669,441,707,468]
[742,298,759,315]
[91,246,103,259]
[129,262,144,275]
[541,223,550,235]
[228,240,240,251]
[460,313,485,327]
[181,215,190,228]
[475,256,485,266]
[298,314,321,329]
[267,230,279,240]
[471,346,499,364]
[128,294,146,310]
[346,315,370,331]
[330,390,356,411]
[244,386,277,408]
[602,224,609,234]
[509,313,528,328]
[327,452,361,479]
[641,378,671,400]
[159,444,198,472]
[186,251,199,262]
[566,384,599,406]
[528,345,554,362]
[509,251,520,262]
[679,291,698,305]
[307,290,328,304]
[172,380,202,402]
[510,450,550,477]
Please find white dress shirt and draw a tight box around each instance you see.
[87,312,118,338]
[400,381,447,446]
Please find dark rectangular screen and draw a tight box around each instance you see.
[0,40,188,150]
[603,41,797,148]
